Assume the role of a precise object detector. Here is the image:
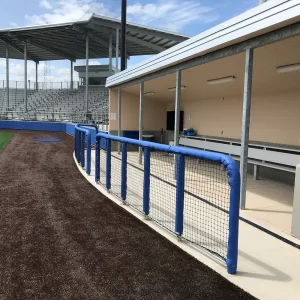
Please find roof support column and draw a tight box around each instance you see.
[174,70,181,147]
[109,32,113,76]
[6,44,9,110]
[35,62,38,90]
[240,48,254,210]
[24,41,28,112]
[85,34,89,114]
[138,82,144,164]
[118,88,122,154]
[70,60,73,90]
[116,29,119,73]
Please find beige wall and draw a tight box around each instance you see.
[109,89,167,132]
[183,91,300,146]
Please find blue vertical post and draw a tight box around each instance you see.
[143,148,151,216]
[86,133,91,175]
[74,129,77,160]
[175,154,185,236]
[226,168,241,274]
[106,139,111,190]
[77,130,81,163]
[81,131,85,168]
[121,143,127,201]
[95,136,100,182]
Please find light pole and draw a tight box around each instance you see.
[121,0,127,71]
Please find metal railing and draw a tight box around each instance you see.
[74,128,241,274]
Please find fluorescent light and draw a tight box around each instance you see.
[276,63,300,73]
[143,91,155,96]
[207,76,236,85]
[168,85,187,92]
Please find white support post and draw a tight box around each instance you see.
[35,62,38,90]
[70,61,73,90]
[292,160,300,239]
[24,41,28,112]
[118,88,121,154]
[85,34,89,115]
[174,70,182,179]
[6,44,9,110]
[109,33,113,76]
[139,82,144,164]
[116,29,119,73]
[240,48,254,210]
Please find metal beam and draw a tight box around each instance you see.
[35,62,38,90]
[111,21,300,90]
[139,82,144,164]
[126,35,166,52]
[86,34,89,113]
[118,88,122,154]
[24,41,28,112]
[109,33,113,75]
[6,44,9,109]
[174,70,181,147]
[70,60,73,90]
[0,37,38,63]
[240,48,254,210]
[116,29,119,73]
[25,37,76,61]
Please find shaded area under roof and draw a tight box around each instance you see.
[0,14,189,62]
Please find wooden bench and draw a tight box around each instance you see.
[179,135,300,180]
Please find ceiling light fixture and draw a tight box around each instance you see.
[276,63,300,73]
[207,76,236,85]
[143,91,155,96]
[168,85,187,92]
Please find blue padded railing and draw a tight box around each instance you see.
[94,133,241,274]
[75,125,92,175]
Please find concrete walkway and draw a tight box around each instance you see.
[85,150,300,300]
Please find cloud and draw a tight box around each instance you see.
[25,0,117,25]
[127,0,219,32]
[40,0,52,10]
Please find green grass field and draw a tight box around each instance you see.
[0,132,14,152]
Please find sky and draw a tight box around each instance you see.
[0,0,259,84]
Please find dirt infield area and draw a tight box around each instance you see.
[0,130,256,300]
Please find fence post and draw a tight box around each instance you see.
[106,139,111,190]
[95,136,100,182]
[74,129,77,160]
[121,142,127,201]
[81,131,85,168]
[175,154,185,237]
[143,148,151,216]
[226,167,240,274]
[77,130,81,163]
[86,133,91,175]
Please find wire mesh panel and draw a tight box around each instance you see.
[183,157,230,260]
[93,132,240,274]
[110,140,122,197]
[148,151,177,232]
[125,145,144,212]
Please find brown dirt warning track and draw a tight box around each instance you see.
[0,130,257,300]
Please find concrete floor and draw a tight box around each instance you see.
[241,177,294,236]
[80,150,300,300]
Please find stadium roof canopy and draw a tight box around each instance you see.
[0,14,189,63]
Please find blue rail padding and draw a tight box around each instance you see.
[121,143,127,201]
[95,137,100,182]
[143,148,151,216]
[86,133,91,175]
[226,168,241,275]
[74,130,77,160]
[77,130,81,163]
[95,132,240,274]
[81,131,85,168]
[106,138,111,190]
[175,154,185,236]
[77,124,99,134]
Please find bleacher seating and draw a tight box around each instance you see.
[0,86,109,125]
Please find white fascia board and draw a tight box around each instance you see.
[106,0,300,88]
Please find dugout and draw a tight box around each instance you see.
[106,1,300,241]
